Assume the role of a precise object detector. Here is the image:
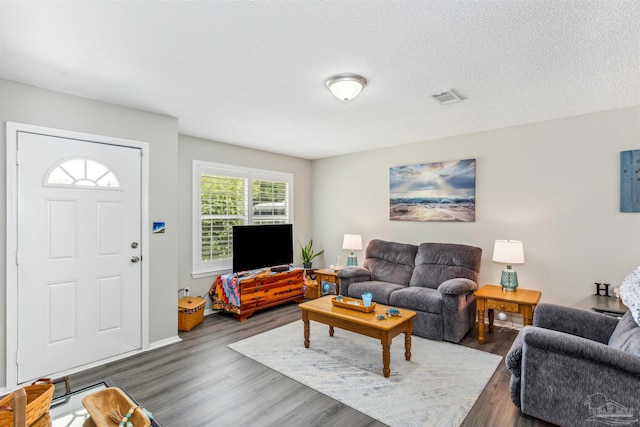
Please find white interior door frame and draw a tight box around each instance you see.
[5,122,150,389]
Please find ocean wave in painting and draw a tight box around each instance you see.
[390,198,475,222]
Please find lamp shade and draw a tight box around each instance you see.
[342,234,363,251]
[492,240,525,264]
[326,74,367,101]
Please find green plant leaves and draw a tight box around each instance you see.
[298,239,324,262]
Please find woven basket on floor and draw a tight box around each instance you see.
[27,412,49,427]
[178,296,206,331]
[0,380,54,427]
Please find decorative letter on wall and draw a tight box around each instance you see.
[620,150,640,212]
[390,158,476,222]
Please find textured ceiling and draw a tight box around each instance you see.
[1,1,639,159]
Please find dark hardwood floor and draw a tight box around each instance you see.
[62,303,554,426]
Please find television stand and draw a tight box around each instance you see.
[270,265,290,273]
[218,268,303,321]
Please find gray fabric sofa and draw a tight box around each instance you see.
[337,239,482,343]
[506,303,640,427]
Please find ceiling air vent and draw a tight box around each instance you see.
[430,89,464,105]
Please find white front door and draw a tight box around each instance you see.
[15,131,143,383]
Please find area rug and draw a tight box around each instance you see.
[228,320,502,427]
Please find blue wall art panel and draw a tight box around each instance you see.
[620,149,640,212]
[390,158,476,222]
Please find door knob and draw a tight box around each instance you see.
[131,256,140,263]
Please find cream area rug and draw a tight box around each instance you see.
[228,320,502,427]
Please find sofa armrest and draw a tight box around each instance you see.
[523,326,640,376]
[337,266,371,296]
[519,326,640,425]
[505,329,525,375]
[533,303,618,344]
[505,330,526,407]
[337,266,371,280]
[438,278,478,295]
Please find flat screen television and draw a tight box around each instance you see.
[232,224,293,273]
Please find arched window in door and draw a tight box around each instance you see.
[44,158,121,189]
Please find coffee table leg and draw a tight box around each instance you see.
[329,325,334,337]
[404,331,412,361]
[302,310,310,348]
[381,334,391,378]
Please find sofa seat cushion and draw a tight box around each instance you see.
[608,311,640,357]
[347,281,406,305]
[389,287,442,314]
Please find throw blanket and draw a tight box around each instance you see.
[210,273,242,314]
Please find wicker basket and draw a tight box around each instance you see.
[304,279,320,299]
[0,380,54,427]
[82,387,150,427]
[178,297,206,331]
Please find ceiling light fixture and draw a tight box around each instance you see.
[325,73,367,102]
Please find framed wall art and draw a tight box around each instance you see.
[390,158,476,222]
[620,149,640,212]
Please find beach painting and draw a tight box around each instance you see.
[390,158,476,222]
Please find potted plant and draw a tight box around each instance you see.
[299,239,324,269]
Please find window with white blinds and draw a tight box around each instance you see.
[193,161,293,277]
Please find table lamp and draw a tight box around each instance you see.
[342,234,362,266]
[493,240,525,292]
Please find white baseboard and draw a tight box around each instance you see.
[148,335,182,350]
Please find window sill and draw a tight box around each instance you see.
[191,268,232,279]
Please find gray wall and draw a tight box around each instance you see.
[177,134,313,302]
[312,106,640,306]
[0,79,179,387]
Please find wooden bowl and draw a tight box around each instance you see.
[82,387,150,427]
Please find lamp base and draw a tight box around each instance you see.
[346,253,358,266]
[501,266,519,292]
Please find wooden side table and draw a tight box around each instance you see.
[474,284,542,344]
[575,295,628,317]
[314,268,341,296]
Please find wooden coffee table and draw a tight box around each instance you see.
[299,296,416,378]
[474,284,542,344]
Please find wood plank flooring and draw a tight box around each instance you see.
[62,303,554,426]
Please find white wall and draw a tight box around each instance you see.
[0,79,179,387]
[312,106,640,306]
[2,77,637,388]
[178,134,313,303]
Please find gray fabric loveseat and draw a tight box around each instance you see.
[337,239,482,343]
[506,304,640,427]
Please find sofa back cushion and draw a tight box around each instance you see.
[362,239,418,285]
[608,311,640,358]
[409,242,482,289]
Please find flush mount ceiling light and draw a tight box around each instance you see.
[325,73,367,102]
